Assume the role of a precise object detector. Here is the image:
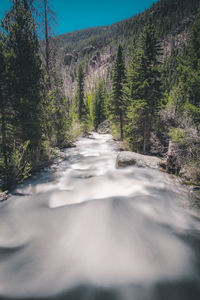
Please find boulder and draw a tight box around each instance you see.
[64,54,73,66]
[90,52,101,68]
[0,191,9,202]
[83,45,96,55]
[64,141,76,148]
[97,120,111,134]
[116,152,137,168]
[116,151,162,169]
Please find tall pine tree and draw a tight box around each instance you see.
[76,64,85,121]
[2,0,43,151]
[93,81,106,131]
[125,18,162,153]
[111,44,126,140]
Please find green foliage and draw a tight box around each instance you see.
[161,49,180,92]
[1,0,43,148]
[0,141,32,189]
[111,44,126,140]
[188,9,200,69]
[76,64,86,121]
[92,81,107,131]
[42,88,69,147]
[68,63,91,136]
[0,1,70,190]
[124,18,162,153]
[57,0,200,59]
[185,101,200,126]
[170,11,200,126]
[168,127,187,146]
[125,100,148,152]
[166,85,185,117]
[68,71,90,138]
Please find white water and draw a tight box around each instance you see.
[0,132,200,300]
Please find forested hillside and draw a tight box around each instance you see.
[0,0,200,192]
[58,0,200,97]
[57,0,199,52]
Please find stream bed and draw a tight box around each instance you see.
[0,132,200,300]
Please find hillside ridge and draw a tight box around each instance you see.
[55,0,200,98]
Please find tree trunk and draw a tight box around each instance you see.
[119,112,124,141]
[143,114,151,154]
[44,0,49,74]
[1,108,8,167]
[143,118,147,154]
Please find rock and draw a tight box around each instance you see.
[90,52,101,68]
[91,52,101,62]
[180,164,200,184]
[97,120,111,134]
[166,140,180,174]
[0,191,9,202]
[116,151,162,169]
[90,59,96,68]
[159,160,167,170]
[64,141,76,148]
[83,45,96,55]
[116,152,137,168]
[91,55,97,62]
[64,54,73,66]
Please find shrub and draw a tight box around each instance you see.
[1,141,32,190]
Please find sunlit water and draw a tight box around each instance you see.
[0,132,200,300]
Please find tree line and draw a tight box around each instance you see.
[0,0,68,189]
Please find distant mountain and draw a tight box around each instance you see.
[55,0,200,98]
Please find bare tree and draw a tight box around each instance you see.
[39,0,57,75]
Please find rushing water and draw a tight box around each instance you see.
[0,132,200,300]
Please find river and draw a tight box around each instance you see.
[0,132,200,300]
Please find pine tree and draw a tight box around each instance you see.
[93,81,106,131]
[77,64,85,121]
[39,0,57,78]
[0,0,69,188]
[111,44,126,140]
[175,11,200,126]
[123,52,149,152]
[1,1,43,151]
[0,41,10,167]
[125,18,162,153]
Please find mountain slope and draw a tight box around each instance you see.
[55,0,200,98]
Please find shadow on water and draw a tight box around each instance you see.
[0,282,200,300]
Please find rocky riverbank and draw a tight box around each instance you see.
[116,151,162,169]
[114,140,200,205]
[96,118,200,204]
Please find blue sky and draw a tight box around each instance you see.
[0,0,158,35]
